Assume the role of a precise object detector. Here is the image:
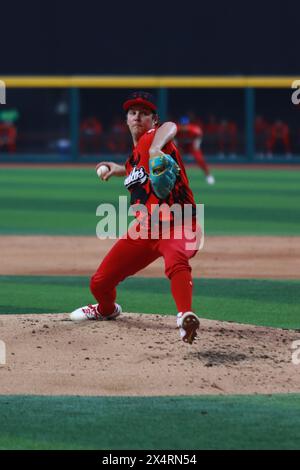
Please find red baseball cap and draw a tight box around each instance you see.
[122,91,157,112]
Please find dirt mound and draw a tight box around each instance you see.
[1,313,299,396]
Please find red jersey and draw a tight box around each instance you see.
[177,123,203,143]
[271,122,290,139]
[124,127,196,224]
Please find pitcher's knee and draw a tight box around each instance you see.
[90,268,120,295]
[90,272,109,297]
[165,260,191,279]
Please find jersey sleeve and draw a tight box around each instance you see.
[162,141,176,155]
[136,130,156,168]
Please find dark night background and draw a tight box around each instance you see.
[1,0,299,75]
[1,0,299,157]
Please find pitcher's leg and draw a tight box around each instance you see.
[90,237,160,315]
[170,269,193,312]
[159,224,200,312]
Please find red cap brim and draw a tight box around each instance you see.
[123,97,157,112]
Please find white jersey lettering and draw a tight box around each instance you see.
[124,166,148,188]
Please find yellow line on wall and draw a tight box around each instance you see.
[0,76,299,88]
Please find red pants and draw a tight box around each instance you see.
[181,143,209,174]
[90,224,201,315]
[191,148,209,174]
[266,136,291,153]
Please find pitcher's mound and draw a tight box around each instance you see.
[1,313,300,396]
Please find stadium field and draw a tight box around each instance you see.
[0,167,299,235]
[0,166,299,450]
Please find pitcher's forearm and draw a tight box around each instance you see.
[149,122,177,157]
[115,164,126,176]
[96,161,126,181]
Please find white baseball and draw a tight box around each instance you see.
[96,165,109,178]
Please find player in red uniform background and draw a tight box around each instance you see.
[266,120,292,157]
[79,116,103,154]
[70,92,201,344]
[176,116,215,185]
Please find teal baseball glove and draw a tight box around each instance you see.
[149,154,180,200]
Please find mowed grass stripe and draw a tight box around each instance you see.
[1,197,299,219]
[0,276,299,329]
[0,394,300,450]
[0,168,299,235]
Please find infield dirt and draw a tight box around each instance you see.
[1,235,300,396]
[1,235,300,278]
[1,313,300,396]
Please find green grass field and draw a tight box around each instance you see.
[1,276,299,329]
[0,166,299,450]
[0,167,299,235]
[1,394,300,450]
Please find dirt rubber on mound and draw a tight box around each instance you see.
[0,313,300,396]
[1,235,300,278]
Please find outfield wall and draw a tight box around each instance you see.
[0,77,300,164]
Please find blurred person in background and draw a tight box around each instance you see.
[218,119,238,158]
[54,96,71,153]
[266,119,292,158]
[204,114,220,154]
[185,110,204,128]
[0,122,17,153]
[106,116,130,154]
[0,109,18,153]
[80,116,103,154]
[255,115,269,158]
[176,115,215,185]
